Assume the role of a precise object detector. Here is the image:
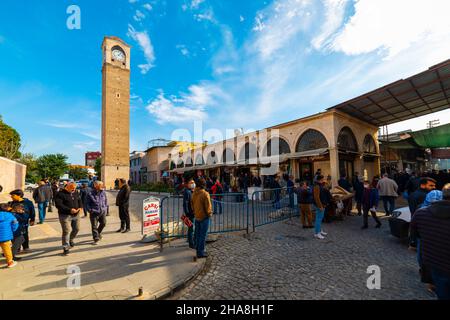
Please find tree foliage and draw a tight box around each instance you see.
[68,167,89,180]
[36,154,69,180]
[94,157,102,180]
[18,153,40,183]
[0,115,21,160]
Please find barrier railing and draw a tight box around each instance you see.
[159,193,249,242]
[251,187,300,232]
[158,188,301,247]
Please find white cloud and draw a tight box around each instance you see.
[127,25,156,74]
[176,44,190,57]
[146,83,227,124]
[251,0,314,59]
[133,10,146,21]
[194,9,215,23]
[191,0,205,9]
[142,3,153,11]
[146,92,208,124]
[73,141,97,150]
[311,0,348,50]
[240,15,245,23]
[43,121,78,129]
[330,0,450,59]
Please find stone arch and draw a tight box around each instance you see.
[262,137,291,156]
[206,150,219,165]
[363,134,378,154]
[337,126,359,152]
[295,129,329,152]
[238,142,258,161]
[194,153,204,166]
[222,148,236,164]
[185,157,193,167]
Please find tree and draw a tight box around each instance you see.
[0,115,21,160]
[36,154,69,180]
[94,157,102,180]
[68,166,89,180]
[18,153,39,183]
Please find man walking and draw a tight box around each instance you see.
[410,184,450,300]
[80,183,91,218]
[211,178,224,215]
[191,178,212,259]
[55,182,83,255]
[183,179,196,249]
[33,180,52,224]
[116,178,131,233]
[86,181,108,245]
[361,180,381,229]
[376,173,398,216]
[297,181,313,229]
[408,178,437,216]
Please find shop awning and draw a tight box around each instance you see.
[409,123,450,148]
[287,148,329,159]
[259,154,290,164]
[328,59,450,127]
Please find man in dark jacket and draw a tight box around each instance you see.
[9,189,35,253]
[80,183,91,218]
[116,178,131,233]
[86,181,108,244]
[33,180,53,224]
[410,184,450,300]
[183,179,195,249]
[338,173,353,216]
[408,177,436,216]
[361,181,381,229]
[405,172,420,195]
[55,182,83,255]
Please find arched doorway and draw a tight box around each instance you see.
[337,126,359,179]
[295,129,329,183]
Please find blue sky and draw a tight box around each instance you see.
[1,0,450,164]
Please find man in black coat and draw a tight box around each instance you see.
[408,177,436,216]
[116,178,131,233]
[410,184,450,300]
[55,182,83,255]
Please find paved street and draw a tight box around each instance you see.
[176,213,436,300]
[0,194,204,300]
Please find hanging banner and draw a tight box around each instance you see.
[142,197,161,236]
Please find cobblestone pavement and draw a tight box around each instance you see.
[176,214,435,300]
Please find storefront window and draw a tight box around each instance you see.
[296,129,329,152]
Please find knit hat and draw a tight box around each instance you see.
[422,190,443,208]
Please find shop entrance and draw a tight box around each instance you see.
[298,162,313,184]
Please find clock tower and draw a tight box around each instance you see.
[101,36,131,189]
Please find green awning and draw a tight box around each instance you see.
[409,123,450,148]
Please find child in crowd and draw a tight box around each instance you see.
[10,203,28,261]
[0,203,19,268]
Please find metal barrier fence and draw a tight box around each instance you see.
[158,188,301,245]
[251,187,300,232]
[159,193,249,242]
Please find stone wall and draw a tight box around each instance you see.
[0,156,26,200]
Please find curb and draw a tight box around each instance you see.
[153,257,207,300]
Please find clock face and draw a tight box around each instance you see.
[112,49,125,62]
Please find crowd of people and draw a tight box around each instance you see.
[0,178,132,267]
[1,168,449,299]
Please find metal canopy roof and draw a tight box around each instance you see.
[328,59,450,127]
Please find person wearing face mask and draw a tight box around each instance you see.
[183,179,196,249]
[55,182,83,255]
[361,180,382,229]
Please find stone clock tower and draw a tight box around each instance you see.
[101,36,131,190]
